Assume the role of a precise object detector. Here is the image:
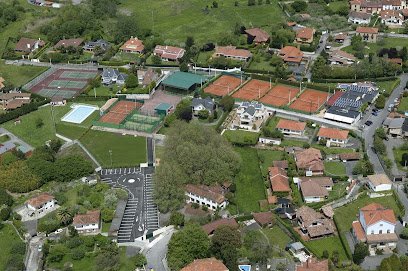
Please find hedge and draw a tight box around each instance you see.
[312,76,398,83]
[235,214,254,222]
[0,100,49,124]
[243,68,275,75]
[333,215,352,260]
[145,63,179,67]
[71,96,110,102]
[276,78,331,92]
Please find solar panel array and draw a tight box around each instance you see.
[338,83,375,94]
[334,97,362,109]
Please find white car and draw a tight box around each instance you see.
[38,245,42,252]
[54,228,63,234]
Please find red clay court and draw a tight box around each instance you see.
[99,101,142,124]
[232,79,271,101]
[260,84,300,107]
[289,89,329,113]
[204,75,242,96]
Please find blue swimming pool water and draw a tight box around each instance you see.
[61,105,98,124]
[239,265,251,271]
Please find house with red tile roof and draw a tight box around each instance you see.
[26,193,55,216]
[352,203,398,253]
[296,177,333,203]
[119,37,144,54]
[153,45,185,62]
[333,33,347,43]
[296,206,334,239]
[356,27,379,42]
[185,184,227,211]
[317,127,349,147]
[380,9,404,26]
[294,148,324,175]
[214,46,252,61]
[269,166,291,193]
[367,174,392,192]
[0,92,31,110]
[15,38,45,53]
[73,210,101,235]
[329,50,357,66]
[295,27,315,44]
[278,46,304,64]
[181,258,228,271]
[276,119,306,136]
[202,218,238,235]
[296,258,329,271]
[54,38,84,49]
[253,212,274,227]
[244,28,270,44]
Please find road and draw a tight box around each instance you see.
[25,236,43,271]
[362,74,408,174]
[144,229,175,271]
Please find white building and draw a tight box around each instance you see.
[192,97,215,116]
[233,101,268,132]
[185,184,228,211]
[26,193,55,216]
[73,210,101,235]
[367,174,393,192]
[348,11,372,24]
[317,127,349,147]
[259,137,281,145]
[276,119,306,136]
[380,10,404,26]
[352,203,398,253]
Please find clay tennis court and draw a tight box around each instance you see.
[232,79,271,101]
[289,89,329,113]
[99,101,142,124]
[204,75,242,96]
[29,68,98,99]
[260,84,300,107]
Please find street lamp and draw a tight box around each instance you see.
[109,150,113,168]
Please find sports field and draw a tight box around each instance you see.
[204,75,242,96]
[124,112,162,133]
[260,84,300,107]
[99,101,142,125]
[29,68,98,99]
[232,79,271,101]
[289,89,329,113]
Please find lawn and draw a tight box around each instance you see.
[231,147,266,213]
[394,147,408,172]
[223,130,260,145]
[327,1,348,13]
[312,144,355,155]
[262,226,292,249]
[334,193,403,233]
[398,96,408,113]
[80,130,147,167]
[306,236,348,261]
[377,79,400,96]
[0,224,24,270]
[257,149,285,177]
[280,139,307,147]
[324,161,347,176]
[342,37,408,55]
[57,144,98,168]
[85,85,121,97]
[0,134,10,143]
[120,0,284,44]
[0,60,48,87]
[263,116,280,131]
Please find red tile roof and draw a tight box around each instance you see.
[278,46,304,63]
[120,37,144,53]
[181,258,228,271]
[185,184,225,204]
[202,218,238,235]
[317,127,349,140]
[356,26,379,34]
[334,33,347,41]
[15,38,45,52]
[352,221,366,242]
[295,148,324,172]
[296,27,315,40]
[339,152,361,161]
[360,203,396,226]
[296,258,329,271]
[26,193,54,208]
[245,28,270,43]
[55,38,84,48]
[273,160,289,169]
[269,167,290,192]
[73,210,100,226]
[276,119,306,132]
[154,45,185,60]
[253,212,274,226]
[215,46,252,59]
[387,58,403,65]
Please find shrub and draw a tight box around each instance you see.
[71,248,85,260]
[400,227,408,239]
[0,207,11,221]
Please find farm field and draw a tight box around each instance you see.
[120,0,284,44]
[80,130,147,167]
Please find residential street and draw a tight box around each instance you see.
[144,228,175,271]
[25,236,43,271]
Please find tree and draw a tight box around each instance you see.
[101,208,114,222]
[219,95,235,112]
[125,74,139,89]
[373,136,386,155]
[169,212,185,228]
[351,35,364,52]
[401,153,408,167]
[180,62,189,72]
[212,1,219,8]
[57,207,73,226]
[95,244,120,271]
[49,139,62,153]
[53,155,93,182]
[360,102,368,113]
[174,99,193,122]
[154,121,241,212]
[115,16,139,43]
[197,109,210,120]
[248,0,256,5]
[375,128,387,139]
[211,226,241,271]
[152,55,162,65]
[186,36,195,49]
[376,94,386,109]
[0,188,13,206]
[167,223,210,270]
[0,160,41,193]
[35,118,44,128]
[353,242,368,264]
[0,207,11,221]
[291,0,308,12]
[243,230,271,263]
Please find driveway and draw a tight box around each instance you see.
[385,137,406,176]
[25,236,43,271]
[360,254,392,270]
[144,228,175,271]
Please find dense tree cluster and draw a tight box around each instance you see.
[0,1,24,29]
[154,121,241,211]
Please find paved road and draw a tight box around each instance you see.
[0,128,34,153]
[145,228,175,271]
[363,74,408,174]
[25,236,43,271]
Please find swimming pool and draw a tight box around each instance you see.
[61,104,99,124]
[239,265,251,271]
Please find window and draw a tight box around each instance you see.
[371,230,374,234]
[387,230,391,233]
[379,230,383,234]
[380,223,383,227]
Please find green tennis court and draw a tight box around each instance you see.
[130,114,161,124]
[60,70,98,79]
[48,80,87,89]
[38,88,77,99]
[124,121,155,132]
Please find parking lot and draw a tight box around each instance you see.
[100,166,159,242]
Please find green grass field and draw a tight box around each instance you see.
[398,96,408,113]
[231,147,266,213]
[324,161,347,176]
[394,147,408,172]
[306,236,348,261]
[120,0,284,44]
[377,79,400,96]
[223,130,260,145]
[0,61,48,87]
[280,139,307,147]
[262,226,292,249]
[80,130,147,167]
[312,144,355,155]
[257,149,284,177]
[0,224,24,270]
[343,37,408,55]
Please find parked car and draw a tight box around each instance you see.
[38,245,42,252]
[372,111,378,116]
[365,120,373,126]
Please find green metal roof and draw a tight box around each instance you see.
[161,71,207,90]
[155,103,173,111]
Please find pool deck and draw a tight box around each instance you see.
[61,104,99,124]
